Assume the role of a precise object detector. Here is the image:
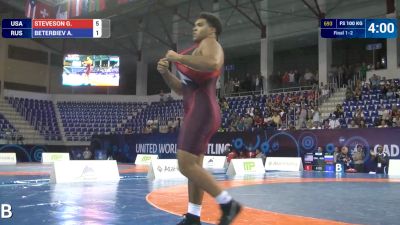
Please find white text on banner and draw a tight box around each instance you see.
[147,159,186,180]
[0,153,17,164]
[265,157,303,172]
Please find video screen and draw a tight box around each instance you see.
[62,54,120,86]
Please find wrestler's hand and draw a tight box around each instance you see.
[157,58,170,75]
[165,50,182,62]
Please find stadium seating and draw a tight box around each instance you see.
[58,101,148,141]
[341,79,400,127]
[0,113,16,140]
[6,97,61,141]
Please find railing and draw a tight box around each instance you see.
[269,85,316,94]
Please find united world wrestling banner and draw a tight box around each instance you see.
[91,128,400,163]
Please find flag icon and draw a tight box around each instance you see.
[25,0,37,18]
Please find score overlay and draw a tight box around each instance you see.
[2,19,111,38]
[320,18,397,39]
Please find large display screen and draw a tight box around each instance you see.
[62,54,119,86]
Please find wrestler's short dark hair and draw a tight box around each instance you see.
[198,12,222,37]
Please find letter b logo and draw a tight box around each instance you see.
[335,163,343,173]
[1,204,12,218]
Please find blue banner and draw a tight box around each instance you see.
[2,29,32,38]
[32,28,92,38]
[2,19,32,28]
[91,128,400,163]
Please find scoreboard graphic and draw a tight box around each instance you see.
[320,18,397,39]
[2,19,111,38]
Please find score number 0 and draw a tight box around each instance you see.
[93,19,102,38]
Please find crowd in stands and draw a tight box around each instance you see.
[268,68,318,90]
[342,75,400,128]
[224,73,263,95]
[330,144,388,174]
[137,74,399,134]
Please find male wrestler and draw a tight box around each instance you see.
[157,12,242,225]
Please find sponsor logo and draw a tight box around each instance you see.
[51,154,64,161]
[207,159,214,167]
[268,161,297,167]
[141,156,151,162]
[243,162,255,172]
[77,166,97,181]
[0,156,13,161]
[164,166,178,172]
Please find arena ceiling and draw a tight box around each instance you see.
[0,0,390,62]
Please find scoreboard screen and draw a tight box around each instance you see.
[63,54,119,87]
[320,18,397,39]
[2,19,110,38]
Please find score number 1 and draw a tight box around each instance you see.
[93,19,102,38]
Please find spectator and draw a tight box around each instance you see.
[297,105,307,129]
[304,69,314,85]
[359,62,367,81]
[159,90,166,102]
[386,87,395,99]
[377,120,388,128]
[370,74,380,89]
[359,120,367,128]
[328,114,341,129]
[282,72,289,87]
[353,109,365,126]
[352,144,365,173]
[315,146,324,154]
[233,78,240,93]
[320,85,330,103]
[345,87,354,101]
[370,145,389,174]
[253,114,264,131]
[238,151,248,159]
[244,114,254,131]
[347,120,359,128]
[219,98,229,112]
[392,114,400,127]
[354,87,362,101]
[333,146,340,163]
[382,107,391,122]
[271,111,282,128]
[334,104,344,118]
[143,124,153,134]
[236,117,245,132]
[159,124,169,133]
[288,70,295,86]
[255,75,262,91]
[167,95,174,102]
[83,147,92,160]
[312,107,321,128]
[337,146,353,170]
[226,147,238,163]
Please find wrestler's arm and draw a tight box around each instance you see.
[157,59,183,95]
[174,39,224,72]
